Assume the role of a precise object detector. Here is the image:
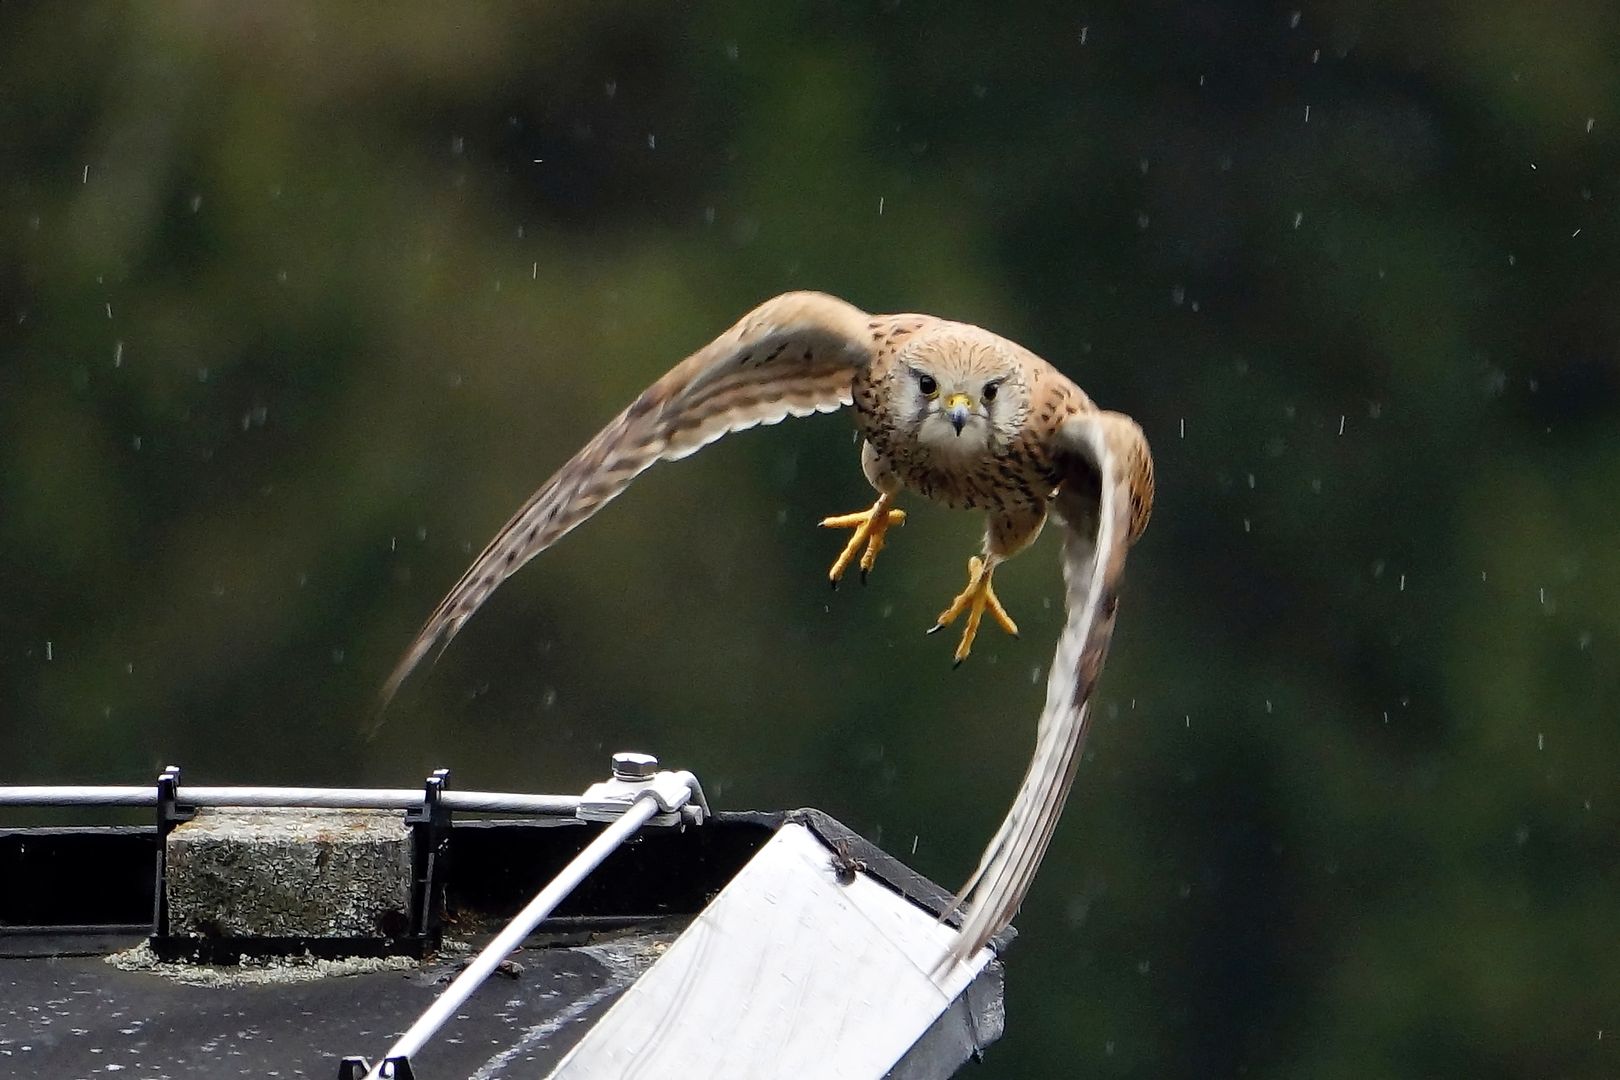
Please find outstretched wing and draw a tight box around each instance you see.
[940,409,1154,969]
[383,291,878,701]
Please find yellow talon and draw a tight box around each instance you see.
[820,495,906,586]
[929,556,1019,665]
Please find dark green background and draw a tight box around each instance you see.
[4,3,1617,1076]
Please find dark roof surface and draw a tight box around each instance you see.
[0,932,665,1079]
[0,808,1009,1078]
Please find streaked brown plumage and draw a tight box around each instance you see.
[383,291,1154,970]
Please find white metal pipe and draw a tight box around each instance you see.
[0,785,579,814]
[0,786,157,806]
[367,792,664,1078]
[185,787,436,808]
[441,791,579,814]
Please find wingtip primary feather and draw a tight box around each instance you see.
[378,632,433,707]
[368,619,453,741]
[934,412,1145,972]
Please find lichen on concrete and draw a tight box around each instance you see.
[106,940,418,987]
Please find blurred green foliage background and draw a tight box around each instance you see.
[4,3,1619,1075]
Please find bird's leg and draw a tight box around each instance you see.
[929,555,1019,666]
[820,493,906,586]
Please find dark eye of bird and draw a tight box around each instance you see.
[918,374,938,397]
[983,381,1000,402]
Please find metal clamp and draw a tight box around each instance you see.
[338,1056,413,1079]
[404,768,451,827]
[155,765,196,831]
[577,752,710,826]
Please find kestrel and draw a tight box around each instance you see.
[384,292,1154,968]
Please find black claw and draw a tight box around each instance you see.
[829,576,840,591]
[953,657,965,670]
[859,568,869,585]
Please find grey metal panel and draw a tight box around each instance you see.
[547,822,997,1080]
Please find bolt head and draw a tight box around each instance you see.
[612,751,658,780]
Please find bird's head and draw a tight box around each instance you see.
[898,327,1030,455]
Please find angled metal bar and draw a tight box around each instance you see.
[363,789,671,1079]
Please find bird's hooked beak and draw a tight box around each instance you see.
[945,392,972,435]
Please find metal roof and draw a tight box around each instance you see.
[0,762,1010,1078]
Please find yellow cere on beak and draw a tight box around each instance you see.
[945,392,972,434]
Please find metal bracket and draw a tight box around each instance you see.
[577,752,710,827]
[151,764,195,937]
[404,768,451,828]
[156,765,196,831]
[337,1056,415,1079]
[405,769,451,941]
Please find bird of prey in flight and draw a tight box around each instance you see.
[385,291,1154,968]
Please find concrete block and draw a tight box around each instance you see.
[165,808,413,938]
